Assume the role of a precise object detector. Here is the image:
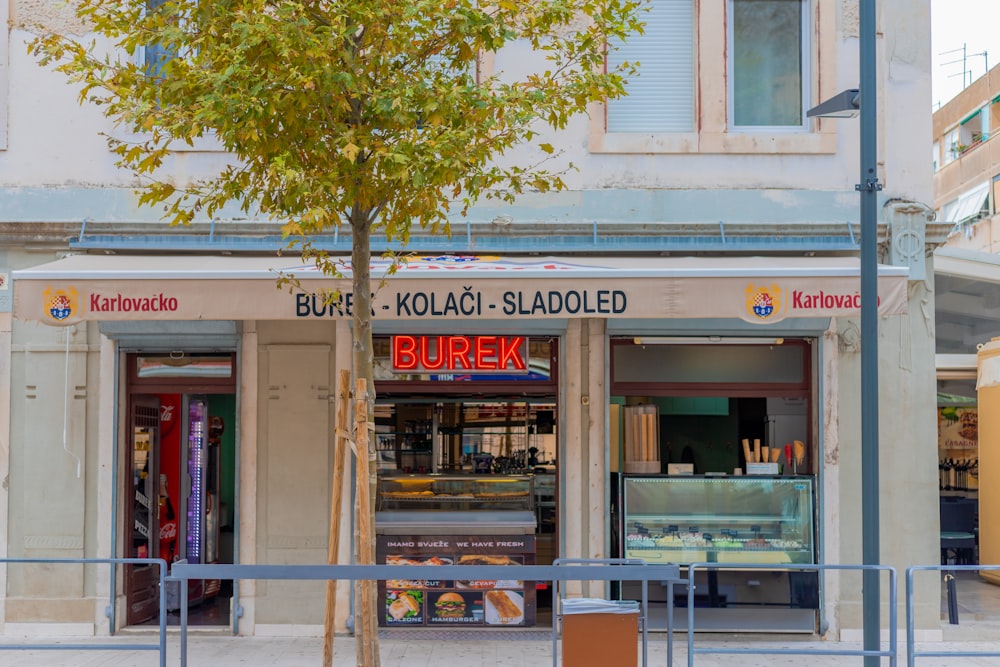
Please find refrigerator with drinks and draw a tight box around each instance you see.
[184,396,223,604]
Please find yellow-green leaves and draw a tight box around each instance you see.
[27,0,643,246]
[342,143,362,162]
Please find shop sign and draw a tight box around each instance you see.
[392,335,529,373]
[744,283,882,322]
[40,285,180,323]
[14,255,909,324]
[295,287,629,319]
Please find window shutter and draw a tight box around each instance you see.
[606,0,694,133]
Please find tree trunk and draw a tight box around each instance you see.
[350,207,380,667]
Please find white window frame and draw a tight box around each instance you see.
[943,128,959,166]
[726,0,810,132]
[592,0,834,155]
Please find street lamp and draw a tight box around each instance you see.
[806,1,880,665]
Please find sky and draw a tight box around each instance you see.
[932,0,1000,108]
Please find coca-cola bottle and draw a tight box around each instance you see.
[158,473,178,564]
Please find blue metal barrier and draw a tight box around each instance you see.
[685,562,897,667]
[169,561,683,667]
[905,563,1000,667]
[0,557,168,667]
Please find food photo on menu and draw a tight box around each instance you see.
[484,589,525,626]
[456,579,523,589]
[455,554,524,589]
[428,591,481,624]
[385,590,423,625]
[385,555,453,589]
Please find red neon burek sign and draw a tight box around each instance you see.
[391,335,529,373]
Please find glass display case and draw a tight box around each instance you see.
[377,474,534,512]
[621,475,814,565]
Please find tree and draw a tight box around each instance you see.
[31,0,642,662]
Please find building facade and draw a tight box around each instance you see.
[1,0,948,640]
[931,60,1000,579]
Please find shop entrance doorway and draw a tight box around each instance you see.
[123,353,238,627]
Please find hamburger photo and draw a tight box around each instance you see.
[434,592,467,619]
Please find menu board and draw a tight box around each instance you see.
[939,406,978,450]
[377,534,536,627]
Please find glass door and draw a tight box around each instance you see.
[125,396,160,626]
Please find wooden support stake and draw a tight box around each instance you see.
[355,379,378,667]
[323,370,352,667]
[645,413,655,462]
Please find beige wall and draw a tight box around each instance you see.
[250,321,341,627]
[560,319,606,598]
[831,280,941,638]
[3,311,97,631]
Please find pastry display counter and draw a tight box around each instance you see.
[377,474,534,512]
[620,475,814,565]
[613,474,819,632]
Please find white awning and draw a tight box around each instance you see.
[935,246,1000,283]
[940,182,990,224]
[13,254,909,326]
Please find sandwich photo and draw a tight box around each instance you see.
[386,591,421,622]
[485,590,524,625]
[386,555,452,566]
[458,554,520,566]
[433,592,467,619]
[385,555,452,588]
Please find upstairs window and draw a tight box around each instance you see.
[142,0,181,79]
[728,0,809,129]
[605,0,695,133]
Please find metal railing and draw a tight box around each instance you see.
[169,561,683,667]
[905,564,1000,667]
[0,557,168,667]
[685,562,898,667]
[2,558,990,666]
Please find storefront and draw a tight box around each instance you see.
[10,253,915,636]
[609,338,818,631]
[371,335,559,628]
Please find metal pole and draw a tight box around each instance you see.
[859,1,882,665]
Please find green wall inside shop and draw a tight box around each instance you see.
[208,395,237,530]
[659,408,740,473]
[611,397,766,474]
